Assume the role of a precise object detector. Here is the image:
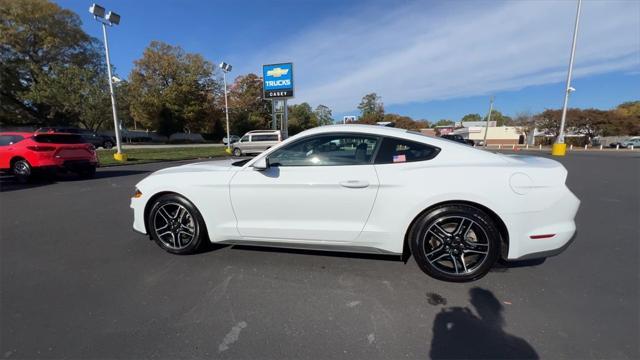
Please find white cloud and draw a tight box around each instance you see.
[251,0,640,112]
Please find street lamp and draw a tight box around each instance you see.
[220,62,232,154]
[483,96,494,147]
[553,0,582,157]
[89,3,126,161]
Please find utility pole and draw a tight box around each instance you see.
[90,4,125,161]
[219,62,232,154]
[483,96,494,147]
[553,0,582,156]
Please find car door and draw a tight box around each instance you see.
[229,133,380,242]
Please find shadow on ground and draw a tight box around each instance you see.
[0,169,149,192]
[429,287,539,359]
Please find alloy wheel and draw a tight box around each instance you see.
[153,202,197,250]
[422,216,490,276]
[13,161,30,176]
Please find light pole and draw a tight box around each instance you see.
[553,0,582,157]
[483,96,494,147]
[219,62,232,154]
[89,4,126,161]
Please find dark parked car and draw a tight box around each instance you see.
[441,134,475,146]
[36,127,115,149]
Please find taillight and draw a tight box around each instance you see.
[27,145,55,152]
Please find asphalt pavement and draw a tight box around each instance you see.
[1,151,638,359]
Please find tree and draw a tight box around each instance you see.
[227,73,271,135]
[288,103,317,135]
[383,113,429,130]
[28,64,112,130]
[128,41,222,136]
[461,113,482,123]
[0,0,106,126]
[433,119,455,127]
[483,109,512,126]
[314,104,334,126]
[357,93,384,123]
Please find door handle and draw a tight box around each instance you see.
[339,180,369,188]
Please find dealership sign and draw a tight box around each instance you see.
[263,63,294,98]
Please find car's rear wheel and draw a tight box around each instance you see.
[11,159,32,183]
[103,141,114,149]
[409,204,500,282]
[147,194,205,254]
[233,148,242,157]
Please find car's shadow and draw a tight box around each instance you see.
[195,242,549,271]
[0,169,150,193]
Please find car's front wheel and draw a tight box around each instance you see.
[409,204,500,282]
[103,140,114,149]
[232,148,242,157]
[147,194,205,254]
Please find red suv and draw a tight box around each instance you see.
[0,132,99,181]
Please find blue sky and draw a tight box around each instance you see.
[57,0,639,122]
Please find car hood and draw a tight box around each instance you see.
[150,158,241,176]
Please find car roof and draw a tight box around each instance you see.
[294,124,450,144]
[247,130,280,134]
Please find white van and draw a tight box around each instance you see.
[232,130,282,156]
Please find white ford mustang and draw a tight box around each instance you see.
[131,125,579,281]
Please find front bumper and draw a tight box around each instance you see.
[130,196,147,235]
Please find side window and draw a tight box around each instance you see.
[374,137,439,164]
[269,134,379,166]
[240,135,249,142]
[251,134,278,142]
[0,135,25,146]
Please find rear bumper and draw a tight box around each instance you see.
[33,158,97,169]
[505,188,580,260]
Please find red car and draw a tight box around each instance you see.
[0,132,99,181]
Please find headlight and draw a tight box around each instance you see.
[133,188,143,198]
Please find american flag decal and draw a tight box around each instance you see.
[393,154,406,163]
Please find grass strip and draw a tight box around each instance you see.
[97,146,229,166]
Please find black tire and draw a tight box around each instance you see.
[147,194,206,254]
[409,204,500,282]
[233,148,242,157]
[11,159,32,183]
[103,141,114,149]
[79,165,96,179]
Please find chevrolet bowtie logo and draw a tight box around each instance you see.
[267,67,289,78]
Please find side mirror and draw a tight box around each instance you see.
[253,157,269,170]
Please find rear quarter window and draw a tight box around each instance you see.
[33,134,84,144]
[375,137,440,164]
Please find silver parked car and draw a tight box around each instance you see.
[232,130,282,156]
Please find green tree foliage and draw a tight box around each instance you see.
[128,41,222,136]
[461,113,482,123]
[288,103,317,135]
[314,104,334,126]
[357,93,384,123]
[483,109,512,126]
[0,0,109,127]
[227,73,271,136]
[433,119,455,127]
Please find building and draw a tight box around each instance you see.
[420,128,436,137]
[453,126,525,145]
